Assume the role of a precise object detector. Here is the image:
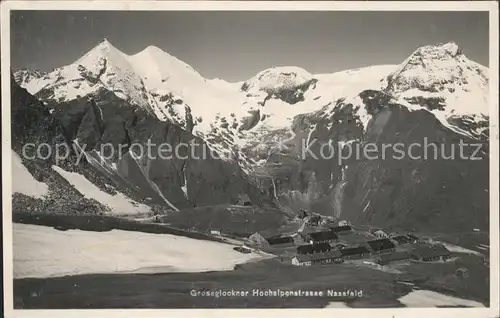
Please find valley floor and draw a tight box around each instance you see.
[11,212,490,309]
[13,223,269,279]
[14,256,488,309]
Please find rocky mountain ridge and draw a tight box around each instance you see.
[12,40,490,232]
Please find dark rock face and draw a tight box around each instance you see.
[253,89,489,233]
[403,96,446,111]
[341,101,488,233]
[10,65,489,233]
[254,94,367,211]
[447,114,489,140]
[10,73,59,151]
[11,79,269,212]
[158,205,289,238]
[83,95,266,209]
[13,69,47,87]
[269,78,318,105]
[78,58,107,84]
[10,76,116,215]
[241,68,318,106]
[239,109,261,131]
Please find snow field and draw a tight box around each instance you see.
[11,149,49,199]
[14,223,265,278]
[52,165,151,215]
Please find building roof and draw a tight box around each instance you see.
[410,244,451,259]
[295,249,343,263]
[266,235,294,245]
[238,193,251,202]
[306,230,339,242]
[233,246,252,254]
[367,238,396,251]
[297,243,331,255]
[406,234,419,241]
[329,225,352,233]
[249,232,268,245]
[390,235,412,244]
[376,251,410,265]
[340,245,371,256]
[333,243,347,249]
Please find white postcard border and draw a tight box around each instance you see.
[1,2,498,318]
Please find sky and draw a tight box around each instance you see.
[11,10,489,82]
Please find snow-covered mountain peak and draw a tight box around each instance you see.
[13,39,490,155]
[133,45,181,62]
[75,38,124,65]
[383,41,489,119]
[242,66,316,94]
[375,42,490,138]
[69,39,158,111]
[208,78,244,91]
[412,41,461,60]
[127,44,206,90]
[13,69,46,88]
[385,41,487,91]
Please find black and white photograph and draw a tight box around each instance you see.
[1,1,499,316]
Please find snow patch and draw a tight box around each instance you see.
[15,40,488,166]
[52,165,150,215]
[439,242,483,256]
[181,166,188,198]
[126,154,180,211]
[243,66,313,93]
[324,302,349,308]
[13,223,264,278]
[384,42,489,135]
[362,201,371,213]
[11,150,49,199]
[398,290,485,307]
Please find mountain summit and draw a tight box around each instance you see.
[12,39,490,233]
[15,40,488,137]
[384,42,488,115]
[128,45,206,89]
[13,39,490,169]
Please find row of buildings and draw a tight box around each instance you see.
[260,224,451,267]
[374,243,452,265]
[264,225,353,246]
[291,241,451,266]
[288,230,451,266]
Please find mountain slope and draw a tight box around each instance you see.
[12,40,490,232]
[383,42,489,138]
[11,76,270,214]
[10,76,114,216]
[242,42,489,231]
